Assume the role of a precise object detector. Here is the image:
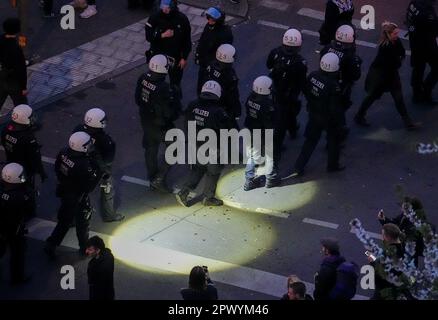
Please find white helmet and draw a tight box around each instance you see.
[253,76,273,95]
[320,52,340,72]
[149,54,169,74]
[283,28,302,47]
[69,131,92,153]
[85,108,106,128]
[201,80,222,99]
[216,44,235,63]
[336,25,355,44]
[1,163,26,184]
[11,104,33,125]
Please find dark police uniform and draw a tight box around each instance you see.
[46,147,101,253]
[198,60,241,123]
[321,40,362,142]
[1,121,46,218]
[294,70,344,174]
[145,5,192,88]
[135,70,179,184]
[244,91,278,187]
[267,46,307,154]
[0,181,33,283]
[406,0,438,102]
[319,0,354,45]
[178,98,233,202]
[73,124,119,222]
[195,14,233,90]
[0,34,28,111]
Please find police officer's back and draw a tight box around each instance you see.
[0,18,28,110]
[1,105,46,181]
[293,53,345,176]
[198,44,241,120]
[0,163,33,284]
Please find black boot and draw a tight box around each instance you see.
[150,177,171,193]
[202,197,223,206]
[244,177,262,191]
[176,189,190,207]
[354,114,371,127]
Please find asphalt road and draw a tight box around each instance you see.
[0,0,437,300]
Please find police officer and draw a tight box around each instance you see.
[1,105,47,219]
[319,0,354,46]
[198,44,241,126]
[44,132,101,258]
[145,0,192,91]
[176,80,233,207]
[195,7,233,90]
[321,25,362,143]
[406,0,438,104]
[291,53,345,177]
[0,163,33,284]
[267,28,307,158]
[135,54,180,192]
[0,18,28,112]
[73,108,124,223]
[244,76,278,190]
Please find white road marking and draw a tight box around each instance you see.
[258,20,412,56]
[41,156,56,164]
[25,217,368,300]
[297,8,409,40]
[260,0,289,11]
[121,175,150,187]
[303,218,339,229]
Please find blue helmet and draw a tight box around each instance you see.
[206,7,222,20]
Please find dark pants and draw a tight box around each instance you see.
[274,100,301,161]
[0,79,28,112]
[46,193,92,250]
[357,85,410,122]
[168,63,184,88]
[411,55,438,97]
[140,117,172,181]
[182,164,222,199]
[294,116,341,172]
[99,170,116,220]
[0,229,26,282]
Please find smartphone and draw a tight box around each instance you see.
[365,251,376,261]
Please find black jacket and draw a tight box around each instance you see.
[267,46,307,105]
[0,183,33,239]
[319,0,354,45]
[320,41,362,85]
[88,248,115,300]
[406,0,438,60]
[195,22,233,67]
[1,122,45,178]
[135,71,179,127]
[313,254,346,300]
[73,125,116,172]
[0,34,27,90]
[181,284,218,300]
[55,148,101,196]
[145,8,192,61]
[280,293,314,300]
[198,60,241,118]
[244,92,276,130]
[305,70,344,127]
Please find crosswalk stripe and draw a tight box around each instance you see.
[303,218,339,229]
[260,0,289,11]
[25,217,368,300]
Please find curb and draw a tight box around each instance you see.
[179,0,249,18]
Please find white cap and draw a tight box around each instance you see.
[216,44,236,63]
[69,131,92,153]
[253,76,273,95]
[85,108,106,128]
[11,104,33,125]
[283,28,302,47]
[201,80,222,99]
[320,52,340,72]
[335,25,355,44]
[149,54,169,74]
[1,163,26,184]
